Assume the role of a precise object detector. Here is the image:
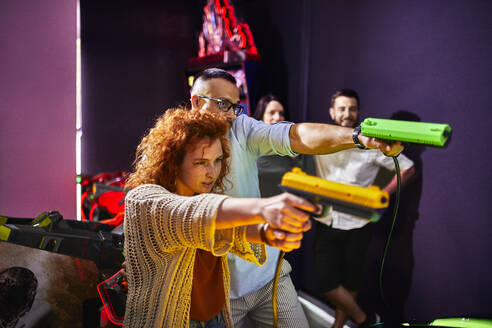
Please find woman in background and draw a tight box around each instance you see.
[254,94,286,125]
[254,94,316,197]
[123,108,314,328]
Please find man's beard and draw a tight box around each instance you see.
[340,119,356,128]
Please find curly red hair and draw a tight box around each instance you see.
[126,107,230,193]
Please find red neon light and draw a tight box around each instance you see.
[89,202,97,221]
[99,212,124,226]
[199,0,258,56]
[223,14,233,38]
[98,191,125,213]
[237,25,247,48]
[81,192,88,221]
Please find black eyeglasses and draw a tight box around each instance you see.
[198,95,244,116]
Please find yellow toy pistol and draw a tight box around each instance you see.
[279,168,389,222]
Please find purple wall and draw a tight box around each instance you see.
[0,1,76,218]
[80,1,197,175]
[304,0,492,321]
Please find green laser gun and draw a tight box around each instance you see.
[360,118,452,147]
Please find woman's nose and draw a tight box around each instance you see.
[206,163,217,177]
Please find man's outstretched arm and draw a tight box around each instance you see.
[289,122,404,156]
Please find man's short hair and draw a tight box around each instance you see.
[191,68,237,94]
[331,89,360,108]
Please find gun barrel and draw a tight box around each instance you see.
[360,118,452,147]
[280,168,389,210]
[279,185,383,222]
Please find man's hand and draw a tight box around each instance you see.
[258,193,315,233]
[262,225,304,252]
[361,136,404,157]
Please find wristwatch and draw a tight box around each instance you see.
[352,125,368,150]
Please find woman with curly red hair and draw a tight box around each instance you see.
[123,108,315,328]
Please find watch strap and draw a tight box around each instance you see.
[352,125,368,150]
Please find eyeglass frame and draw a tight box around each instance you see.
[197,95,244,116]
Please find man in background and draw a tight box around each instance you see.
[313,89,415,327]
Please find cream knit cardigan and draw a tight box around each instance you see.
[123,184,267,327]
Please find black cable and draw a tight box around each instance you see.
[378,156,401,309]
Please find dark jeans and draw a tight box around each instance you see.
[189,312,225,328]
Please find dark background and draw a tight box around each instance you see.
[2,0,491,323]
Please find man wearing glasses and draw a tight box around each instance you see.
[189,68,402,328]
[197,95,245,117]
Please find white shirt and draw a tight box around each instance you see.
[315,148,414,230]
